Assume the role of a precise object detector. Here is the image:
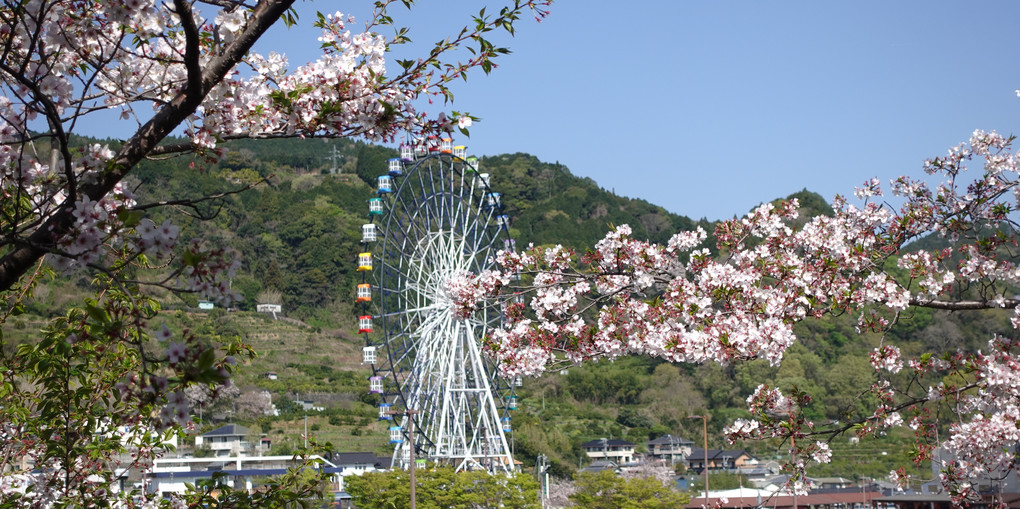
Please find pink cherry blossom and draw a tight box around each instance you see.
[449,126,1020,495]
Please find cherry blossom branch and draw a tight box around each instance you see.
[128,177,267,214]
[909,297,1020,310]
[0,0,296,290]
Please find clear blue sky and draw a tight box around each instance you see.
[266,1,1020,221]
[105,2,1020,221]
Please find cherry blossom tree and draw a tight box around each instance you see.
[0,0,547,505]
[454,128,1020,505]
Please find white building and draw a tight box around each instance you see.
[147,455,340,498]
[581,439,636,465]
[194,423,259,457]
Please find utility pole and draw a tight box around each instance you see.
[389,408,418,509]
[536,454,549,509]
[408,409,417,509]
[324,144,343,174]
[690,415,709,506]
[791,434,797,509]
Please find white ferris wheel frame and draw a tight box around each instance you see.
[364,150,516,474]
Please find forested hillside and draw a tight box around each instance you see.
[8,135,1001,483]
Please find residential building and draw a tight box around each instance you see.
[146,455,340,498]
[686,448,758,473]
[581,438,636,465]
[646,434,693,465]
[194,423,257,457]
[329,452,389,476]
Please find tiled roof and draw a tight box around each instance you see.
[581,439,635,448]
[200,424,249,437]
[647,434,694,446]
[332,452,382,466]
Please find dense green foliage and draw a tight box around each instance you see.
[482,153,713,249]
[345,466,540,509]
[570,470,689,509]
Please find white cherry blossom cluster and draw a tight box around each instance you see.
[445,270,508,319]
[190,13,414,145]
[450,129,1020,492]
[870,345,904,373]
[179,241,243,305]
[133,218,180,258]
[484,319,556,377]
[113,323,240,432]
[51,181,137,272]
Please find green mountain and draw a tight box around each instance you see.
[8,135,966,482]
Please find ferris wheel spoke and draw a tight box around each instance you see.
[389,198,431,249]
[373,303,444,318]
[457,194,487,247]
[416,162,440,232]
[459,212,499,266]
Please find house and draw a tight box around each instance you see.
[329,452,388,476]
[815,477,854,489]
[295,399,324,412]
[147,455,340,498]
[646,434,693,465]
[686,448,758,473]
[194,423,257,457]
[581,438,636,465]
[687,487,892,509]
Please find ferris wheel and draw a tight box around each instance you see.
[356,137,519,474]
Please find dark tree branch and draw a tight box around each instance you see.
[910,297,1020,310]
[0,0,297,291]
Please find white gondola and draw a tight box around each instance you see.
[514,376,523,387]
[362,346,377,364]
[478,172,490,187]
[377,175,392,193]
[388,158,403,177]
[486,192,501,209]
[400,144,414,162]
[362,223,377,242]
[369,376,384,394]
